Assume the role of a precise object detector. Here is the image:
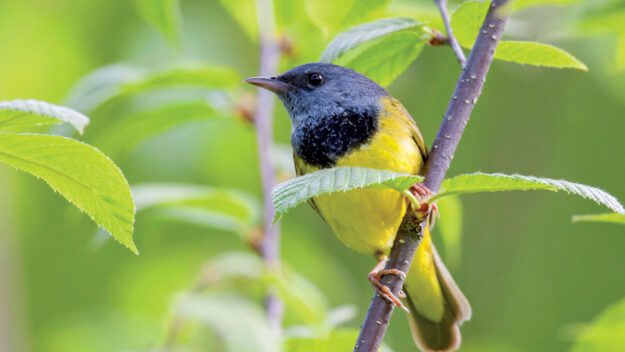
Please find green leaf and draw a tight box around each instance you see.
[65,65,143,114]
[495,41,588,70]
[89,100,228,158]
[175,294,280,352]
[573,213,625,225]
[198,252,329,328]
[122,64,240,94]
[386,2,443,30]
[153,207,253,234]
[269,268,328,327]
[133,183,260,234]
[334,31,427,87]
[325,305,357,329]
[322,18,429,86]
[571,297,625,352]
[305,0,350,33]
[577,7,625,35]
[305,0,389,35]
[451,0,587,70]
[435,195,463,270]
[133,0,182,47]
[433,173,624,214]
[0,133,136,253]
[348,0,391,28]
[0,100,89,134]
[66,63,240,113]
[202,251,266,283]
[272,167,423,221]
[576,8,625,70]
[451,0,489,47]
[320,17,426,63]
[218,0,258,40]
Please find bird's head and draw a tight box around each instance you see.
[245,63,387,127]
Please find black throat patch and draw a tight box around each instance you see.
[291,106,379,168]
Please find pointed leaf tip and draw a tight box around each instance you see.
[0,134,136,254]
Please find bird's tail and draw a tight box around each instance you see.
[403,226,472,352]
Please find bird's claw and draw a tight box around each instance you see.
[368,268,409,313]
[410,184,433,199]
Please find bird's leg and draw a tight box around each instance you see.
[368,255,409,313]
[409,184,439,225]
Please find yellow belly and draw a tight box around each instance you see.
[294,97,449,323]
[296,97,423,254]
[314,188,407,254]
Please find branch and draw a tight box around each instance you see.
[253,0,283,330]
[435,0,467,66]
[354,1,511,350]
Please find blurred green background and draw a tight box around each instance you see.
[0,0,624,351]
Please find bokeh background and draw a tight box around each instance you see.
[0,0,624,351]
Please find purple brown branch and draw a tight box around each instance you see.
[354,0,511,350]
[253,0,283,330]
[435,0,467,66]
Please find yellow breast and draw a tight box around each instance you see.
[295,96,425,254]
[294,96,447,323]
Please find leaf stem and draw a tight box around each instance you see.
[402,189,420,210]
[253,0,284,331]
[435,0,467,67]
[354,1,511,350]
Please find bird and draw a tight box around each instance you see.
[246,63,471,352]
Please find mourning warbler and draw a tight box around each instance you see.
[246,63,471,352]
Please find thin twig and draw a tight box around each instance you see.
[354,1,510,351]
[253,0,284,331]
[435,0,467,66]
[164,0,283,342]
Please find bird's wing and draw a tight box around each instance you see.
[389,97,429,162]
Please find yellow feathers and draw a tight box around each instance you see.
[294,97,424,254]
[293,95,469,352]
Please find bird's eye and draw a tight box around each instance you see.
[307,72,324,86]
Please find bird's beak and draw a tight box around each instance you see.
[245,76,291,94]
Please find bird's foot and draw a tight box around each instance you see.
[368,265,409,313]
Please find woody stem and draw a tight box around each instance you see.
[354,1,511,350]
